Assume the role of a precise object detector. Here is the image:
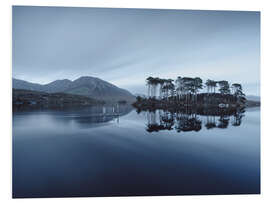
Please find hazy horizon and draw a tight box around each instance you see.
[13,6,260,96]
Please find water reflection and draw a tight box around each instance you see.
[12,106,260,197]
[58,104,133,127]
[141,107,245,133]
[14,104,133,129]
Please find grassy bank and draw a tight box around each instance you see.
[13,89,105,111]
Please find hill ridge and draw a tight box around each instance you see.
[13,76,135,102]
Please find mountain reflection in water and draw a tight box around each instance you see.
[55,104,133,129]
[13,104,134,129]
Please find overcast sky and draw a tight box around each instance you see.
[12,6,260,95]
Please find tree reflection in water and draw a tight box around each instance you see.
[142,107,245,133]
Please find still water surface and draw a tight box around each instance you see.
[13,105,260,198]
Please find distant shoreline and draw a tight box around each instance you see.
[245,100,260,108]
[12,88,104,111]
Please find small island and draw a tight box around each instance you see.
[133,76,260,111]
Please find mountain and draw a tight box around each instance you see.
[43,79,73,93]
[64,76,135,101]
[13,78,44,92]
[13,76,135,102]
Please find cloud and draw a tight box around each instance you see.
[13,6,260,95]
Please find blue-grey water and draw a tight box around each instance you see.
[12,106,260,198]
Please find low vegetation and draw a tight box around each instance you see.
[13,89,105,110]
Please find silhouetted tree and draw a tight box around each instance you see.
[218,80,231,95]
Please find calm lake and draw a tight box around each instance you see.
[12,105,260,198]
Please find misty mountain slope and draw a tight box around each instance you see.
[12,76,135,102]
[64,76,135,101]
[43,79,73,93]
[13,78,45,92]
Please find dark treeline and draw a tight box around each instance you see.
[133,76,246,109]
[12,89,105,111]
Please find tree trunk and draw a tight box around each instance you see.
[148,84,150,98]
